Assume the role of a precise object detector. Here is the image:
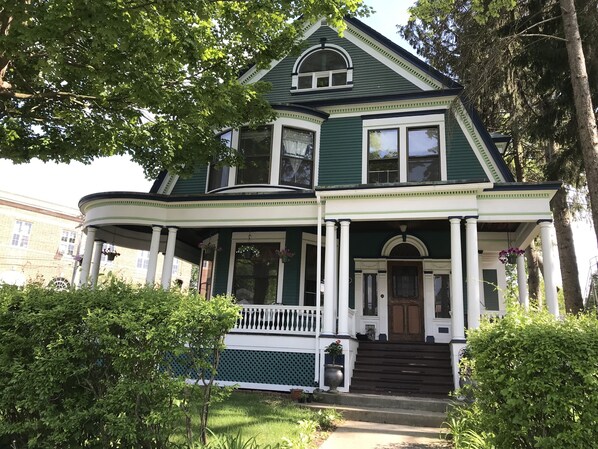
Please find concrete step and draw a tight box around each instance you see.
[301,402,447,428]
[316,391,450,413]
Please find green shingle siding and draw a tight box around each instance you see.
[446,113,488,181]
[262,27,422,104]
[319,117,363,186]
[170,166,208,195]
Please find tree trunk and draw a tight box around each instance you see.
[551,186,584,313]
[559,0,598,250]
[526,242,542,307]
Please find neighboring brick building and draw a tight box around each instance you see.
[0,190,195,289]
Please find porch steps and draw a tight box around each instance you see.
[305,392,450,429]
[350,342,454,398]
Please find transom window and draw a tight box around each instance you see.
[363,115,446,184]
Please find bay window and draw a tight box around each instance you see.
[208,130,232,191]
[236,126,273,185]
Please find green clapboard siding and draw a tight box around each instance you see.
[261,27,422,104]
[170,166,208,195]
[446,113,488,181]
[281,228,302,305]
[319,116,363,186]
[483,269,500,310]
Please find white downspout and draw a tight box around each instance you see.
[315,193,323,389]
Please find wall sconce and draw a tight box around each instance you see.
[399,224,407,242]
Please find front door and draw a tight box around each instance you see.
[387,261,424,342]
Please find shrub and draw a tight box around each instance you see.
[456,308,598,448]
[0,281,239,449]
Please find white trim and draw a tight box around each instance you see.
[362,114,446,184]
[292,44,353,91]
[227,231,286,304]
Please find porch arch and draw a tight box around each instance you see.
[381,235,429,258]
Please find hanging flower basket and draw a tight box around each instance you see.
[102,249,120,261]
[236,245,261,261]
[275,248,295,263]
[198,240,221,255]
[498,247,524,264]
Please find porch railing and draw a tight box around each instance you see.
[233,304,321,335]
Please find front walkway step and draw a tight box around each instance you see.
[303,392,450,428]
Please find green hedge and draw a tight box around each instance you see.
[0,281,239,449]
[455,309,598,448]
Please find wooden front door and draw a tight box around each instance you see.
[388,261,424,342]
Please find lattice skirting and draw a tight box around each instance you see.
[168,349,315,387]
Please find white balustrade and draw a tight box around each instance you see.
[348,308,356,337]
[233,305,321,335]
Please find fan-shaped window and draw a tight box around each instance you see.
[389,243,421,258]
[296,48,351,90]
[48,277,70,291]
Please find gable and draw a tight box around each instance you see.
[260,26,424,104]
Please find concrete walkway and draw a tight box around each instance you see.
[318,420,450,449]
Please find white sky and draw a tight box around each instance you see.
[0,0,596,290]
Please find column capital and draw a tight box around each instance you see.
[324,219,337,224]
[338,218,352,223]
[464,215,479,222]
[166,226,180,231]
[151,224,164,230]
[537,219,553,225]
[448,216,462,224]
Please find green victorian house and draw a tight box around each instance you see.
[78,17,560,397]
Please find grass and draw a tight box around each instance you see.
[174,389,325,447]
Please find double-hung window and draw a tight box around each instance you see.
[280,127,314,188]
[363,115,446,184]
[11,220,32,248]
[59,230,76,256]
[236,126,272,185]
[208,130,233,191]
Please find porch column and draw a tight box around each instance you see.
[450,218,465,340]
[160,227,178,290]
[323,220,337,334]
[78,226,97,287]
[337,219,351,336]
[539,220,559,317]
[89,240,105,288]
[146,225,163,286]
[516,254,529,310]
[465,217,480,329]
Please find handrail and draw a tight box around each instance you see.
[232,304,321,335]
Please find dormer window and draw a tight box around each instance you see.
[292,45,353,92]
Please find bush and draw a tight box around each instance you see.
[0,281,239,449]
[454,308,598,448]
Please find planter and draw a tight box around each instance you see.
[324,364,344,393]
[290,388,303,401]
[507,254,517,264]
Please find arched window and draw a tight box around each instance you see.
[389,243,421,258]
[293,46,352,91]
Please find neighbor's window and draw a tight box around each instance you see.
[280,127,314,188]
[208,130,233,191]
[232,242,280,304]
[407,127,440,182]
[236,126,272,185]
[434,274,451,318]
[368,129,399,183]
[297,49,348,90]
[59,230,76,256]
[136,250,150,270]
[11,220,32,248]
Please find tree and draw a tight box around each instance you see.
[0,0,369,179]
[401,0,597,313]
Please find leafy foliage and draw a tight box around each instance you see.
[448,308,598,448]
[0,281,240,449]
[0,1,369,178]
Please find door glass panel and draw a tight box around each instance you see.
[391,265,418,298]
[363,273,378,316]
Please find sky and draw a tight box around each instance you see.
[0,0,596,291]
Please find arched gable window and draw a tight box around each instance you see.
[292,45,353,91]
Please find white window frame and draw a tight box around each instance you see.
[207,118,321,192]
[11,220,32,248]
[136,250,150,270]
[362,114,447,184]
[227,232,286,304]
[291,44,353,92]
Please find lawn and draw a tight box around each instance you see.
[173,389,332,447]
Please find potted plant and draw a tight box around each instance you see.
[275,247,294,263]
[498,247,525,264]
[102,248,120,261]
[324,340,344,393]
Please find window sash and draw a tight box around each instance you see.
[368,128,399,184]
[236,126,272,185]
[11,220,32,248]
[59,230,77,255]
[208,130,233,191]
[363,273,378,316]
[280,127,314,188]
[407,127,440,182]
[434,274,451,318]
[232,242,280,305]
[297,69,348,90]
